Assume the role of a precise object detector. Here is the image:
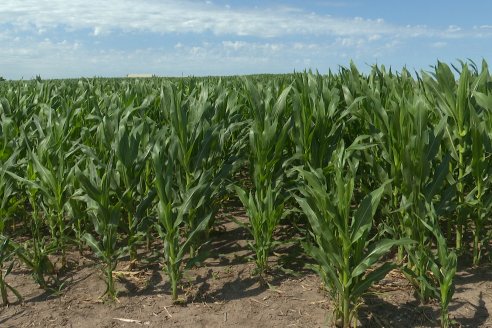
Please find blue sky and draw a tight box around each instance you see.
[1,0,492,79]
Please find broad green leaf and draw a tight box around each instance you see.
[351,181,389,243]
[352,238,413,278]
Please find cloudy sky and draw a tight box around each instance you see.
[2,0,492,79]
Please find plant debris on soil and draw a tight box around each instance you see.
[1,216,491,328]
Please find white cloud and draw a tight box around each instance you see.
[447,25,462,32]
[0,0,462,39]
[335,37,366,48]
[0,34,363,79]
[431,41,447,48]
[222,41,248,51]
[93,26,102,36]
[368,34,382,41]
[222,41,283,53]
[0,37,87,78]
[1,1,491,79]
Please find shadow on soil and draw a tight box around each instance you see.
[116,269,167,297]
[184,215,313,304]
[360,268,490,328]
[452,291,488,327]
[360,294,437,328]
[0,309,26,325]
[452,267,490,327]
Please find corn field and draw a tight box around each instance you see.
[0,61,492,327]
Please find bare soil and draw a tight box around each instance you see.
[1,214,491,328]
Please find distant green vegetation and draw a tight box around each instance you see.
[1,61,491,327]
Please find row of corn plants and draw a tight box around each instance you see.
[0,62,491,327]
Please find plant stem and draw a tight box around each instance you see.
[456,142,465,250]
[107,264,115,299]
[473,206,482,265]
[0,271,8,306]
[171,270,178,300]
[342,237,351,328]
[128,212,136,263]
[57,209,66,266]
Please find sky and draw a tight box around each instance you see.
[1,0,492,79]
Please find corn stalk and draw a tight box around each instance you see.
[295,141,412,328]
[235,80,291,275]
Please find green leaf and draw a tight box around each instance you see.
[424,153,451,202]
[352,262,396,299]
[352,238,413,278]
[473,91,492,110]
[176,212,213,260]
[82,233,104,259]
[77,172,102,204]
[303,242,343,294]
[351,181,389,244]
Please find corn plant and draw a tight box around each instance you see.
[291,72,346,169]
[152,139,214,301]
[152,82,237,299]
[422,62,473,251]
[295,142,412,328]
[8,97,80,263]
[78,155,122,300]
[114,110,153,264]
[66,195,88,254]
[235,80,292,275]
[0,151,23,235]
[0,237,22,306]
[7,157,57,289]
[0,156,23,305]
[350,68,459,313]
[0,98,18,164]
[159,82,237,253]
[351,66,418,251]
[7,145,76,265]
[395,94,452,302]
[29,145,78,263]
[468,86,492,264]
[417,211,457,328]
